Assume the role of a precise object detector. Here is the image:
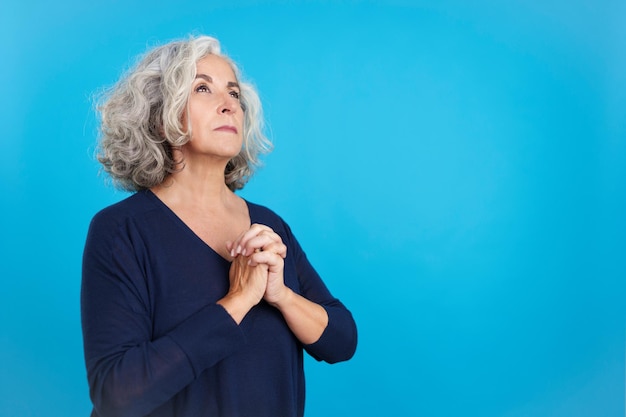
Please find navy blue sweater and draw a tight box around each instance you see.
[81,190,357,417]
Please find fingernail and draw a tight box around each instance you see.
[236,245,242,254]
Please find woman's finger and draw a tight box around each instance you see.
[230,224,284,257]
[261,241,287,258]
[241,233,286,257]
[247,250,284,272]
[230,224,271,255]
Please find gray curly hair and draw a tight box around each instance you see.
[96,35,271,191]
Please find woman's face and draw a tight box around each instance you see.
[184,54,244,161]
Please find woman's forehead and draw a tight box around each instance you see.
[196,54,236,78]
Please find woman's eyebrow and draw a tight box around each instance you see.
[195,74,212,82]
[195,74,239,90]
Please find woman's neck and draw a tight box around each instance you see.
[152,159,237,211]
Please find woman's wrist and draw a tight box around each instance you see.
[217,292,257,324]
[267,286,294,310]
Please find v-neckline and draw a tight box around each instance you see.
[144,189,252,263]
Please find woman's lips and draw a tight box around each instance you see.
[214,125,238,134]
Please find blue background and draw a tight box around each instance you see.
[2,1,625,416]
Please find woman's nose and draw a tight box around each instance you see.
[218,93,238,114]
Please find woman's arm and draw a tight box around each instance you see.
[230,222,357,360]
[217,254,269,325]
[267,287,329,344]
[82,214,246,417]
[228,224,327,344]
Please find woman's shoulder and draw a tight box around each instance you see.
[245,200,286,226]
[245,199,298,243]
[89,190,157,230]
[246,200,295,232]
[245,199,275,217]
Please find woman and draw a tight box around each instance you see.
[81,35,357,417]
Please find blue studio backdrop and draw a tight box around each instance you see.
[2,1,625,416]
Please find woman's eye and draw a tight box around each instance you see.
[229,91,240,100]
[195,85,210,93]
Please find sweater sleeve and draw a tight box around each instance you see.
[81,212,246,417]
[280,220,358,364]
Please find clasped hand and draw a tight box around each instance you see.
[225,224,288,308]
